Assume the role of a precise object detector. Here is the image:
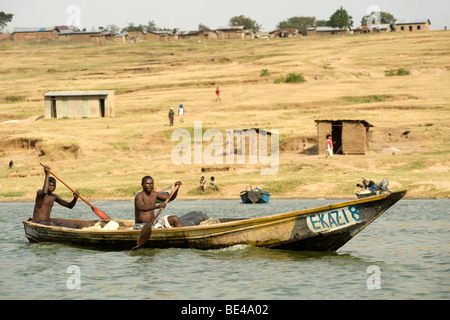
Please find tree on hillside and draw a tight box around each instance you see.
[122,22,147,32]
[0,11,14,31]
[315,20,329,27]
[121,20,175,33]
[229,15,261,32]
[277,16,315,35]
[361,11,396,25]
[328,6,353,29]
[100,24,120,34]
[198,23,211,32]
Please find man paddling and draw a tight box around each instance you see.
[32,165,80,228]
[134,176,183,229]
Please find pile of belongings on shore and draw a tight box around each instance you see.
[354,178,392,198]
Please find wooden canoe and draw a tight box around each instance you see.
[23,190,406,251]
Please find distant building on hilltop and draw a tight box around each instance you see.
[395,19,431,32]
[216,26,250,39]
[13,27,59,41]
[269,28,299,38]
[306,26,351,36]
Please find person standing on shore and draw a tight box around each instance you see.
[326,135,333,159]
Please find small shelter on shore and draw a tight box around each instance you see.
[315,120,373,155]
[44,91,114,119]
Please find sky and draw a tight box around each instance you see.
[1,0,449,32]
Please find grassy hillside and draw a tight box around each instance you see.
[0,31,449,202]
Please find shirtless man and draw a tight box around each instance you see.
[32,165,80,228]
[134,176,182,229]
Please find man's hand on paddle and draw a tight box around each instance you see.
[175,181,182,187]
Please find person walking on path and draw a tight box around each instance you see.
[215,87,221,101]
[178,104,185,123]
[168,107,175,126]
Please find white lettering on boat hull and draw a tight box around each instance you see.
[307,205,361,233]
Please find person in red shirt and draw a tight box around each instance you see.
[215,87,221,101]
[326,135,333,158]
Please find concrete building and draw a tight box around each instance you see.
[44,91,115,119]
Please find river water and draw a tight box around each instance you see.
[0,198,448,300]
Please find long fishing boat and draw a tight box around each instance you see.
[23,190,406,251]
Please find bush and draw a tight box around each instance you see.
[260,69,271,77]
[385,67,410,77]
[285,72,306,83]
[274,72,306,84]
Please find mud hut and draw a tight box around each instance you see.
[44,91,114,119]
[13,27,59,41]
[315,120,373,155]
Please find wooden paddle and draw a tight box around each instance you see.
[39,163,111,220]
[135,184,180,249]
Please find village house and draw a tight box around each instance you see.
[255,32,270,39]
[176,30,202,40]
[44,91,115,119]
[112,32,129,43]
[146,30,177,41]
[306,26,351,36]
[0,32,12,41]
[353,24,394,34]
[269,28,299,38]
[12,27,59,41]
[315,120,373,155]
[395,19,431,32]
[372,24,394,33]
[216,26,252,39]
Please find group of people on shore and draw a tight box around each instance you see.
[32,165,185,230]
[197,176,219,192]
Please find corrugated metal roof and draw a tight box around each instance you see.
[395,19,431,25]
[13,27,56,33]
[316,26,349,32]
[44,91,112,97]
[176,30,201,36]
[216,26,245,31]
[315,119,373,127]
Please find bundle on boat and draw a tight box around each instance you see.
[355,178,392,198]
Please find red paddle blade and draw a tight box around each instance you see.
[91,206,111,220]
